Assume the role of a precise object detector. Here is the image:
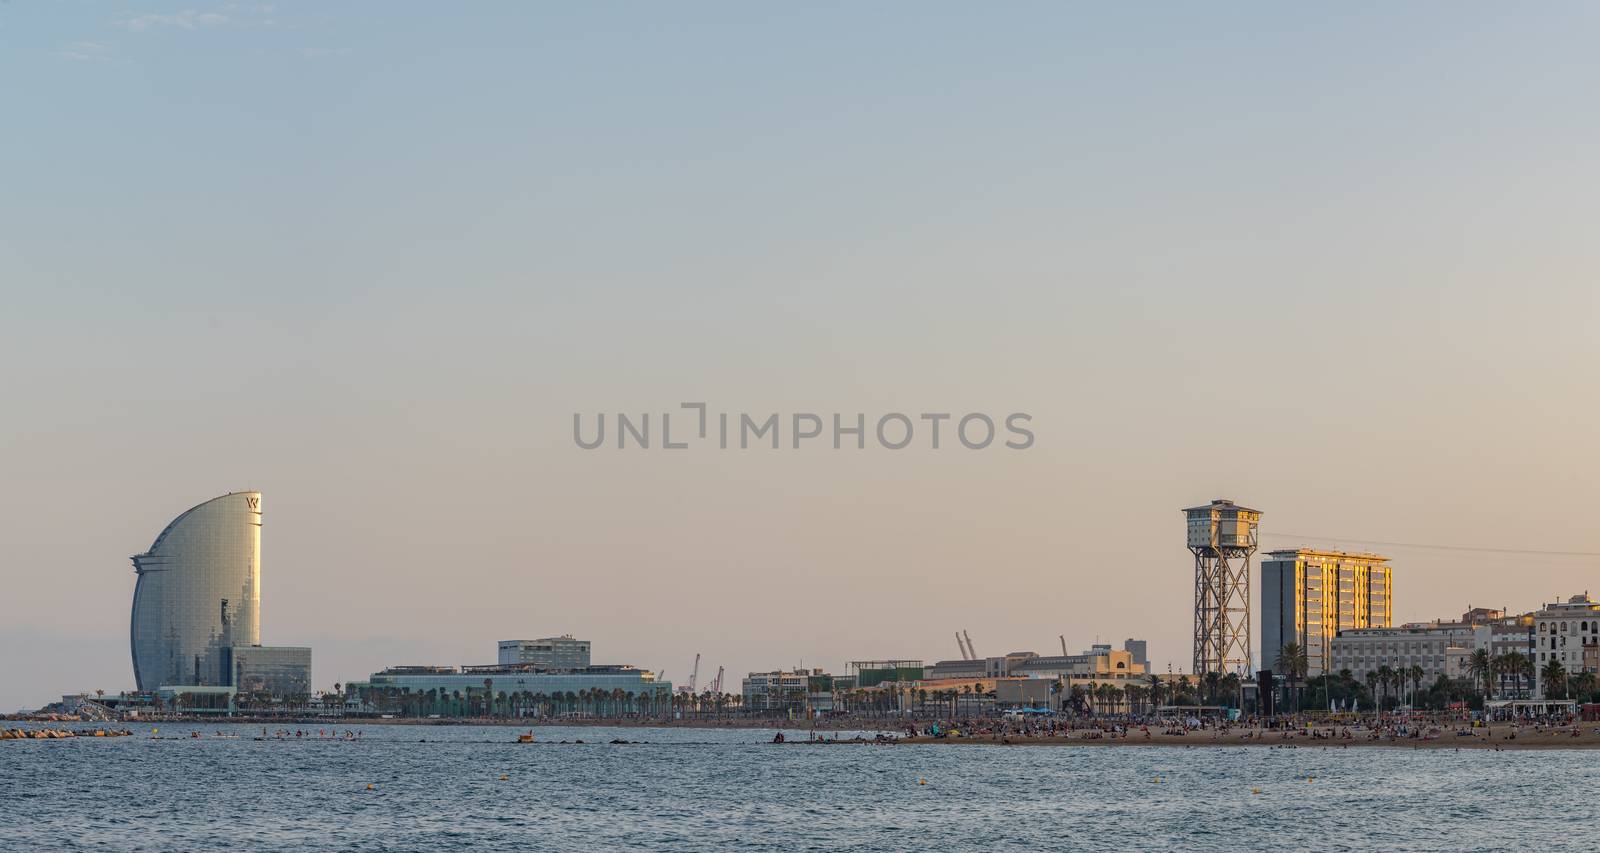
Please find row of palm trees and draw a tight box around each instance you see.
[1469,649,1597,701]
[356,683,754,719]
[1269,643,1600,711]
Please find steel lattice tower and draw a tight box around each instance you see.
[1184,499,1260,675]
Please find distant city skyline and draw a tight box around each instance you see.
[3,1,1599,711]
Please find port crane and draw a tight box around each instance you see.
[677,653,701,695]
[708,666,724,695]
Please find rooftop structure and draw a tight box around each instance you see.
[497,636,591,670]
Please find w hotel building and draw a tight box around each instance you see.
[1261,549,1392,676]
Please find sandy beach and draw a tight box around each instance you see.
[900,726,1600,750]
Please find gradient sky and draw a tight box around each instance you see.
[2,2,1597,711]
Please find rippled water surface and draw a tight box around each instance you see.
[1,722,1593,850]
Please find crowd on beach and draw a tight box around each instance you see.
[885,708,1600,748]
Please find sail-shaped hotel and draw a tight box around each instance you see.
[130,492,309,696]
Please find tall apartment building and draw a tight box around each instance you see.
[1533,594,1600,698]
[1261,549,1392,677]
[497,636,592,670]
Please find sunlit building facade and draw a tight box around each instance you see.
[130,492,263,690]
[1261,549,1392,677]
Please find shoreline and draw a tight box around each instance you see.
[897,728,1600,750]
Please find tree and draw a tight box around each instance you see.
[1375,665,1397,711]
[1275,642,1308,712]
[1569,671,1597,702]
[1540,659,1568,700]
[1467,650,1493,700]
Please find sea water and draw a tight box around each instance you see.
[0,723,1587,851]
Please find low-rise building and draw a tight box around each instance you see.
[1011,645,1146,683]
[229,645,312,698]
[924,652,1037,681]
[1329,622,1489,686]
[497,636,591,669]
[349,663,670,715]
[742,669,825,712]
[1533,594,1600,697]
[1461,606,1536,696]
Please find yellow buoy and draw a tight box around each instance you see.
[1153,776,1161,783]
[918,778,926,785]
[1307,776,1314,783]
[366,784,375,791]
[1252,788,1261,795]
[500,774,509,781]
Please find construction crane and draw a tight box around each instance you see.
[677,653,701,695]
[955,631,970,660]
[963,630,978,660]
[1060,635,1068,656]
[708,666,724,694]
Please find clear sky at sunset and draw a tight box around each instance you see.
[2,2,1597,710]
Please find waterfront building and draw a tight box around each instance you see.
[1533,594,1600,698]
[349,663,670,715]
[129,491,316,699]
[742,669,824,712]
[1461,607,1536,696]
[924,652,1037,681]
[994,678,1054,709]
[497,636,591,669]
[847,660,923,688]
[1329,622,1489,688]
[130,492,263,691]
[1261,549,1392,677]
[1010,645,1146,683]
[230,645,312,698]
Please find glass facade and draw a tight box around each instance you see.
[231,645,312,698]
[130,492,262,690]
[350,667,672,714]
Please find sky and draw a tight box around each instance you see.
[1,2,1597,711]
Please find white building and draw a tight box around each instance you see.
[497,636,592,670]
[1329,622,1489,687]
[742,669,822,711]
[1533,594,1600,698]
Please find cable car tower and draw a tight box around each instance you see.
[1184,499,1261,675]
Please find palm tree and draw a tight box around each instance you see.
[1408,665,1424,709]
[1540,659,1568,699]
[1147,674,1163,710]
[1220,672,1242,709]
[1375,665,1397,712]
[1467,649,1493,700]
[1506,652,1532,699]
[1569,671,1597,702]
[1275,642,1308,712]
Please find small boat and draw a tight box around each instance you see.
[516,731,535,744]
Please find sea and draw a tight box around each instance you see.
[0,722,1590,851]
